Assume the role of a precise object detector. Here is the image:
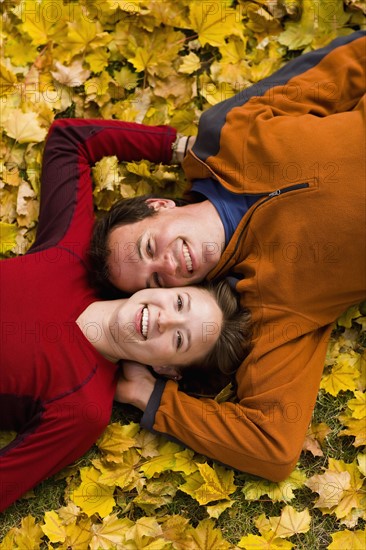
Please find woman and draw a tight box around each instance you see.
[0,119,251,511]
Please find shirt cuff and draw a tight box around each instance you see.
[171,135,191,164]
[140,378,167,431]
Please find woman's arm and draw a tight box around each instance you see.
[29,119,177,255]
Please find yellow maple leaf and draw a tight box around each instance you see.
[206,500,234,519]
[133,476,178,513]
[90,513,132,550]
[328,529,366,550]
[0,63,18,96]
[4,34,38,67]
[2,109,47,144]
[71,466,116,517]
[85,48,110,73]
[160,515,192,547]
[178,52,201,74]
[320,354,360,396]
[194,463,236,505]
[337,304,362,328]
[55,13,111,63]
[179,469,206,500]
[270,505,311,538]
[16,180,39,227]
[0,530,16,550]
[326,459,365,521]
[94,448,141,489]
[139,440,182,478]
[14,515,44,549]
[97,422,139,458]
[238,532,293,549]
[84,71,113,107]
[243,470,306,502]
[41,511,67,543]
[113,66,139,92]
[125,517,163,543]
[189,1,244,47]
[129,46,156,73]
[189,518,232,550]
[0,430,17,449]
[346,391,366,419]
[143,0,190,28]
[357,453,366,477]
[134,429,160,459]
[305,470,351,509]
[63,517,92,549]
[173,448,199,476]
[57,502,81,525]
[0,160,21,187]
[91,152,120,188]
[17,0,66,46]
[0,222,18,255]
[170,110,198,136]
[302,421,331,456]
[339,415,366,447]
[51,60,90,87]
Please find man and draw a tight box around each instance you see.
[91,31,366,481]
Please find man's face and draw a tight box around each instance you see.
[106,199,223,292]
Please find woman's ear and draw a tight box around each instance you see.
[145,198,176,211]
[153,365,182,380]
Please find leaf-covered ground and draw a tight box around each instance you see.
[0,1,365,548]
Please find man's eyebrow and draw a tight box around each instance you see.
[136,235,143,261]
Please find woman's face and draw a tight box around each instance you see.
[108,287,222,371]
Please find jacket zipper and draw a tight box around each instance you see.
[217,182,310,275]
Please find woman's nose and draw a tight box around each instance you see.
[157,311,180,332]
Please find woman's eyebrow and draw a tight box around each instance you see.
[184,292,191,311]
[186,329,191,352]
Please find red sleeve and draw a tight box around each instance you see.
[0,374,114,512]
[30,119,177,256]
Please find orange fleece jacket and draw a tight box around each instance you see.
[142,32,366,481]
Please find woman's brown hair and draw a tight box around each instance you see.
[178,279,252,396]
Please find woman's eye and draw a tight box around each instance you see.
[177,332,183,350]
[177,295,183,311]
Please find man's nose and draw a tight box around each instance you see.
[156,253,177,276]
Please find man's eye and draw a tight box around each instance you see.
[177,295,183,311]
[176,332,183,350]
[146,239,153,257]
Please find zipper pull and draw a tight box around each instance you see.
[268,189,281,198]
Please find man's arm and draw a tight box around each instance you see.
[115,362,156,411]
[29,119,177,255]
[184,31,365,185]
[116,327,333,481]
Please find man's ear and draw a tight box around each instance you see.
[153,365,182,380]
[145,198,176,212]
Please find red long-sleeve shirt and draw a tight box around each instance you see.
[0,119,177,511]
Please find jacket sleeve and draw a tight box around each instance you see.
[29,119,177,255]
[141,325,333,481]
[0,378,112,512]
[183,31,366,185]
